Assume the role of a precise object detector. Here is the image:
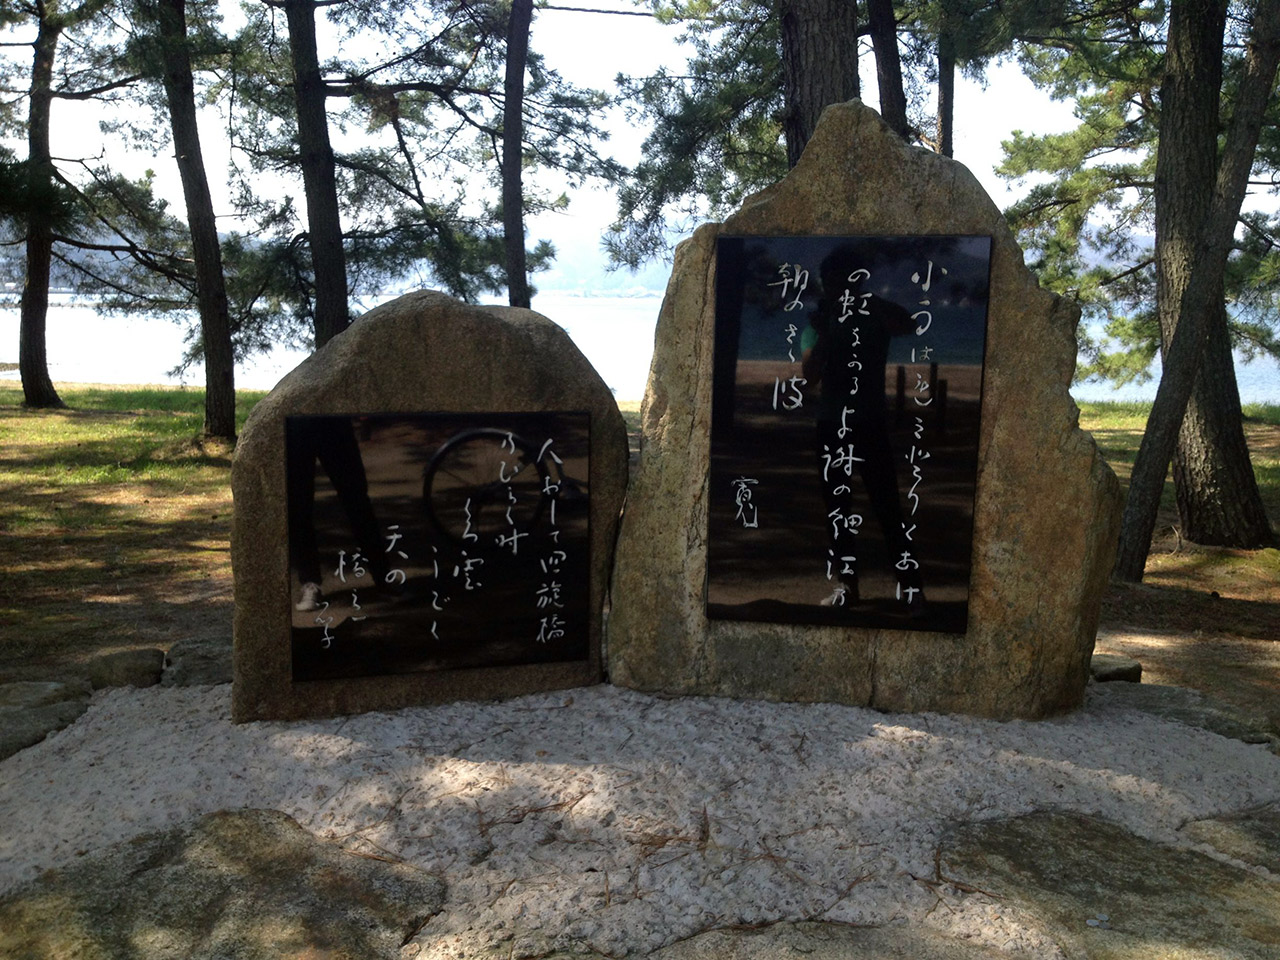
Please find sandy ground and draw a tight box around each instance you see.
[2,682,1279,958]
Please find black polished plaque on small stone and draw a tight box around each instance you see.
[707,235,991,634]
[286,411,590,681]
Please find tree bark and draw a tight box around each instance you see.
[18,18,64,409]
[1114,0,1280,580]
[936,37,955,157]
[502,0,532,309]
[154,0,237,439]
[1152,0,1275,548]
[866,0,909,139]
[283,0,349,348]
[778,0,859,167]
[1174,305,1274,545]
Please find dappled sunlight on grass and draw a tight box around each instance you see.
[0,383,248,682]
[1145,546,1280,599]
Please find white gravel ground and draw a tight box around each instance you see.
[2,682,1279,958]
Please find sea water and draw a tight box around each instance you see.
[2,292,1276,405]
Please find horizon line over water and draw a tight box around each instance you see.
[2,292,1278,406]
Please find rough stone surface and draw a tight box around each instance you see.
[1090,653,1142,683]
[232,290,629,722]
[0,679,91,708]
[649,922,1013,959]
[0,808,445,960]
[85,648,166,689]
[0,680,91,761]
[607,100,1122,720]
[940,810,1280,959]
[1095,680,1278,747]
[161,637,232,687]
[1182,802,1280,874]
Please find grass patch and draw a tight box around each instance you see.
[1078,400,1280,521]
[0,386,1275,688]
[0,383,264,681]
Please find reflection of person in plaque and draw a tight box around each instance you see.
[286,417,389,612]
[800,247,926,614]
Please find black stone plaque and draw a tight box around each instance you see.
[707,235,992,633]
[286,411,590,681]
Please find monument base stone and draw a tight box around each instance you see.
[606,100,1122,720]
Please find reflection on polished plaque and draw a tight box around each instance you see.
[707,235,992,634]
[286,411,591,681]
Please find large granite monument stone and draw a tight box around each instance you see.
[607,101,1123,720]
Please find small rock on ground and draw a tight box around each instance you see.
[161,637,232,687]
[85,648,165,690]
[1090,653,1142,683]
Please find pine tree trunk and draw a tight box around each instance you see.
[1114,0,1280,580]
[1174,308,1275,544]
[283,0,349,348]
[936,39,954,158]
[866,0,909,139]
[1152,0,1275,549]
[18,19,64,409]
[502,0,532,309]
[778,0,859,167]
[156,0,237,440]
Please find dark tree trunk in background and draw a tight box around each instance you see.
[502,0,532,309]
[936,38,955,157]
[283,0,349,348]
[779,0,859,167]
[1114,0,1280,580]
[866,0,909,139]
[155,0,237,439]
[1152,0,1275,548]
[19,19,64,409]
[1174,313,1273,545]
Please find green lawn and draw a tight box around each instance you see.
[0,385,1275,685]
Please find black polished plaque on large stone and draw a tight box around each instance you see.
[707,235,991,633]
[286,411,590,681]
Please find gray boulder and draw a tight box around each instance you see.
[1092,681,1277,747]
[0,808,445,960]
[940,810,1280,959]
[0,679,92,760]
[651,922,1014,959]
[1182,802,1280,874]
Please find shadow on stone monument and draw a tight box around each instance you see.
[231,292,629,722]
[607,100,1122,720]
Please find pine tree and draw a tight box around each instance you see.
[1113,0,1280,577]
[1001,0,1278,555]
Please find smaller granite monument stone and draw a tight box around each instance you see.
[231,292,629,723]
